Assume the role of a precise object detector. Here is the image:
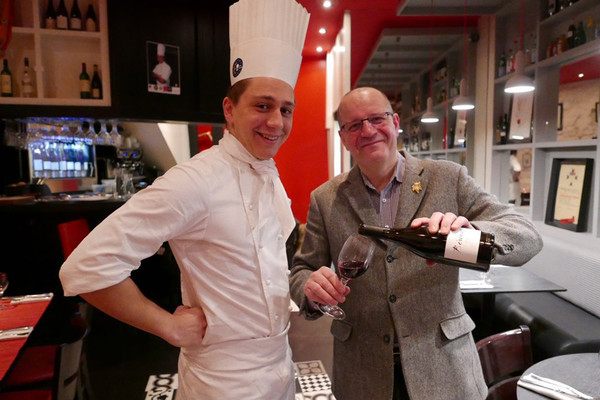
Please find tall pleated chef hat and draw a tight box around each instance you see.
[229,0,310,89]
[157,43,165,56]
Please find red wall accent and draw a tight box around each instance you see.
[275,58,329,223]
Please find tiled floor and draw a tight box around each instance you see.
[84,309,333,399]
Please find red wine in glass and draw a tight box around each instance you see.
[338,260,369,280]
[317,234,375,320]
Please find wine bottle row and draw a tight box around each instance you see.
[30,140,94,179]
[0,57,102,99]
[45,0,97,32]
[545,17,600,59]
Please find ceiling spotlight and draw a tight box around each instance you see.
[323,0,332,8]
[316,46,323,52]
[578,73,584,78]
[319,27,327,34]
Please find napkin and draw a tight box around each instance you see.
[0,326,33,341]
[460,280,494,289]
[518,373,594,400]
[10,293,54,304]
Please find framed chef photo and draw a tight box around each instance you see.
[545,158,594,232]
[147,41,181,95]
[509,92,533,142]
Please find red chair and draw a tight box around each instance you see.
[0,314,88,400]
[476,325,533,400]
[57,219,90,259]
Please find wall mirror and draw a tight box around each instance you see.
[557,54,600,142]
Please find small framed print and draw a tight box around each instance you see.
[509,92,534,141]
[545,158,594,232]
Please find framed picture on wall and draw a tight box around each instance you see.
[147,41,181,95]
[545,158,594,232]
[509,92,534,141]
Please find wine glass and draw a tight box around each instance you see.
[317,234,375,320]
[0,272,10,310]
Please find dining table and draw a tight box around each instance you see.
[0,296,53,381]
[459,265,566,337]
[516,352,600,399]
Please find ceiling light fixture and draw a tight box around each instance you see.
[505,0,535,93]
[316,46,323,52]
[319,27,327,34]
[421,0,438,124]
[452,0,475,111]
[322,0,332,8]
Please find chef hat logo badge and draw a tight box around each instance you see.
[232,58,243,78]
[229,0,309,89]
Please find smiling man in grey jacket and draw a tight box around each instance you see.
[289,87,543,400]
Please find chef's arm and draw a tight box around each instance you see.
[81,277,206,348]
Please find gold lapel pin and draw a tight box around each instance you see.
[412,181,423,194]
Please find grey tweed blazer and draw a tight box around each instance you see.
[290,150,543,400]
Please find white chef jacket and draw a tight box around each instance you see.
[59,132,296,399]
[153,61,172,89]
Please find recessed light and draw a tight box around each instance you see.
[323,0,332,8]
[316,46,324,52]
[578,73,584,78]
[319,27,327,34]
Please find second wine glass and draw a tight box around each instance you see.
[317,234,375,320]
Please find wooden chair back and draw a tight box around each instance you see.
[476,325,533,400]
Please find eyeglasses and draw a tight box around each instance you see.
[340,112,393,133]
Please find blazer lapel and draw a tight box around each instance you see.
[342,167,381,226]
[395,151,428,229]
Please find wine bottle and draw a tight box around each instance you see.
[1,59,13,97]
[358,224,496,272]
[56,0,69,29]
[547,0,557,17]
[497,52,506,77]
[91,64,102,99]
[85,4,97,32]
[70,0,82,30]
[567,23,576,49]
[79,62,91,99]
[21,57,33,98]
[45,0,57,29]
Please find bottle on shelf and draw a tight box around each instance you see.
[584,17,595,42]
[69,0,82,30]
[358,224,496,272]
[529,34,537,64]
[79,62,91,99]
[56,0,69,30]
[1,59,13,97]
[547,0,557,17]
[500,114,508,144]
[21,57,33,98]
[574,21,586,47]
[45,0,57,29]
[85,4,97,32]
[498,52,506,77]
[91,64,102,99]
[567,22,576,49]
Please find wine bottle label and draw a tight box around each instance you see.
[71,18,82,30]
[92,88,100,98]
[444,228,481,264]
[57,16,68,29]
[80,80,91,92]
[86,19,97,32]
[45,19,56,29]
[33,159,43,171]
[1,76,11,94]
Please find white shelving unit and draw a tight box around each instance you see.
[0,0,110,106]
[398,38,476,168]
[489,0,600,317]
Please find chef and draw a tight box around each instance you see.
[152,43,172,90]
[59,0,309,398]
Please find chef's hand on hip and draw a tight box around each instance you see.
[166,305,207,347]
[304,266,350,306]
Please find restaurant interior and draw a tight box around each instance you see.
[1,0,600,399]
